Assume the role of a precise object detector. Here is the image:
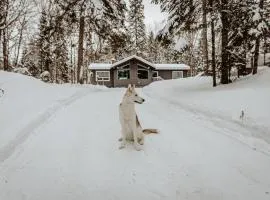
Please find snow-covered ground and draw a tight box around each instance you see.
[0,69,270,200]
[144,66,270,154]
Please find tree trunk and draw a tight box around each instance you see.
[210,0,216,87]
[220,0,229,84]
[263,35,266,65]
[251,56,254,70]
[0,0,6,43]
[253,0,264,74]
[77,13,85,84]
[2,0,8,71]
[3,27,8,71]
[202,0,209,75]
[253,37,260,74]
[15,16,26,67]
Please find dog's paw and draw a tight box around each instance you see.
[134,143,142,151]
[138,138,144,145]
[119,145,125,150]
[119,142,126,149]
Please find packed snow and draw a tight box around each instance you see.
[0,68,270,200]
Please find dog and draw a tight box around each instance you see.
[118,84,158,151]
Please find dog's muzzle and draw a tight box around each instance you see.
[135,99,145,104]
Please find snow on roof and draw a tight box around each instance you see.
[88,55,190,71]
[88,63,112,70]
[154,64,190,70]
[111,55,155,68]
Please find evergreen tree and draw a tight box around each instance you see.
[248,0,269,74]
[21,39,40,77]
[146,31,158,62]
[38,9,52,76]
[153,0,270,85]
[128,0,146,55]
[51,15,69,83]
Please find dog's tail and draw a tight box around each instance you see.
[143,129,159,134]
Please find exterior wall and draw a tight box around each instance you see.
[185,70,191,77]
[157,70,189,80]
[90,69,113,87]
[113,59,153,87]
[183,70,189,78]
[157,70,172,79]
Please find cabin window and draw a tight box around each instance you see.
[152,71,158,78]
[96,71,110,81]
[172,71,183,79]
[117,65,130,80]
[137,66,149,79]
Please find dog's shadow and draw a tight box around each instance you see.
[118,138,145,151]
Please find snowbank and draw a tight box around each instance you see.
[143,67,270,146]
[0,71,106,150]
[1,70,270,200]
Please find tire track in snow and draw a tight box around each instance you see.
[0,88,96,163]
[142,89,270,157]
[143,88,269,140]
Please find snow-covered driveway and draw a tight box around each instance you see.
[0,84,270,200]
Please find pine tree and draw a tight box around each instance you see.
[38,9,52,76]
[152,0,209,80]
[146,31,158,62]
[52,15,69,83]
[20,39,40,77]
[73,0,127,83]
[128,0,146,55]
[249,0,269,74]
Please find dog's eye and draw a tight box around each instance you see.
[135,94,138,96]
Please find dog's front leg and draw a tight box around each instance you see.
[119,127,127,149]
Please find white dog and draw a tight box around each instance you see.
[118,84,158,151]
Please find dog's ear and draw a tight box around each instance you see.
[126,84,132,93]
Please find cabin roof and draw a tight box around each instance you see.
[88,55,190,70]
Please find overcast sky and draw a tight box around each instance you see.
[143,0,167,29]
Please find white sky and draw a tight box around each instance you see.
[125,0,167,33]
[143,0,167,29]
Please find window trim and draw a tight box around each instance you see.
[137,64,149,79]
[95,71,110,82]
[172,71,183,79]
[117,64,130,80]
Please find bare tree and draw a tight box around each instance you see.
[0,0,30,70]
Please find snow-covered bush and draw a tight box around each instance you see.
[40,71,51,82]
[13,67,32,76]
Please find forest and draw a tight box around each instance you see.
[0,0,269,86]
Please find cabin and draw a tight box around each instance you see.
[88,55,190,87]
